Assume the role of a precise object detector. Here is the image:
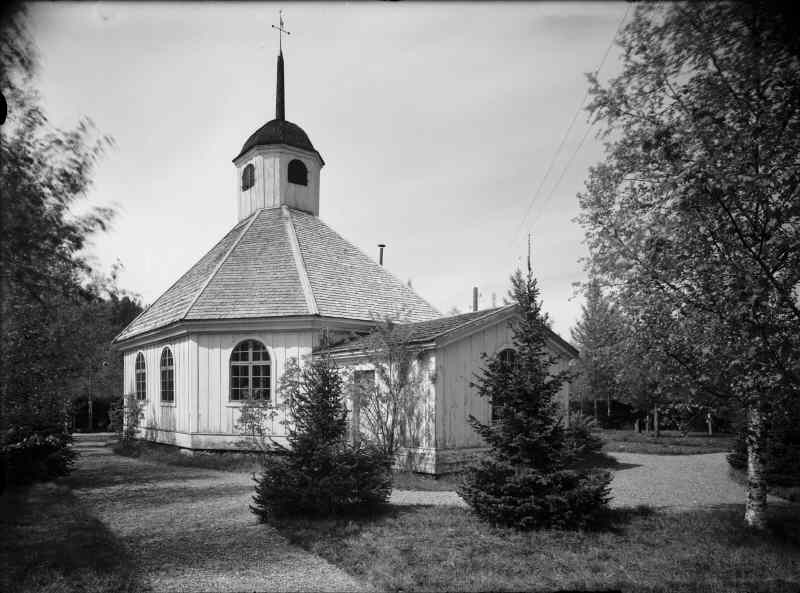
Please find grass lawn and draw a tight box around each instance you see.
[599,429,735,455]
[0,482,147,593]
[113,439,262,473]
[728,466,800,503]
[273,504,800,593]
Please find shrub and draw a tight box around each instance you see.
[462,461,612,530]
[458,269,612,530]
[108,393,143,442]
[1,424,77,489]
[564,412,604,460]
[251,354,392,521]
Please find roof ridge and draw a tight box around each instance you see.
[422,305,515,342]
[293,210,440,320]
[283,206,319,315]
[182,209,261,320]
[112,216,257,343]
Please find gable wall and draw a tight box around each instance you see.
[435,321,573,450]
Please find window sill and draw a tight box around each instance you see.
[160,402,176,407]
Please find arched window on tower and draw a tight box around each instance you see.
[135,352,147,401]
[230,340,271,402]
[492,348,518,423]
[160,347,175,403]
[288,159,308,186]
[241,163,255,191]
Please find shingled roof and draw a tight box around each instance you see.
[318,304,579,357]
[114,207,440,343]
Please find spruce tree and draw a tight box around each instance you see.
[251,353,391,520]
[458,269,612,529]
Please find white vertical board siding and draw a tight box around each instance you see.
[121,336,192,439]
[196,330,314,435]
[335,352,437,450]
[436,323,572,449]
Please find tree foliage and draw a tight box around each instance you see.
[250,354,391,520]
[1,4,140,486]
[577,1,800,527]
[570,278,627,423]
[458,269,611,530]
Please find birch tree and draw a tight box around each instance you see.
[578,2,800,529]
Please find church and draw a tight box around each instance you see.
[113,41,577,474]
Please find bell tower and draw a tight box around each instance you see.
[233,16,324,221]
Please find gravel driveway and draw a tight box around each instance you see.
[69,435,372,593]
[607,451,790,510]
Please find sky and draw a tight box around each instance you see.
[26,1,628,339]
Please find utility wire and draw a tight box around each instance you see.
[510,3,631,248]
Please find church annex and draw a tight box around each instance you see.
[113,41,577,472]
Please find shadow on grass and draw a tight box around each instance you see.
[0,483,149,593]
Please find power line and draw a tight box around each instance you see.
[529,113,594,229]
[509,3,631,249]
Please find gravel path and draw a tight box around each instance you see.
[69,435,373,593]
[390,489,468,507]
[68,434,795,592]
[608,451,791,510]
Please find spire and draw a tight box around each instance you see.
[276,51,285,121]
[271,11,290,121]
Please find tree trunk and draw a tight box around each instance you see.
[744,404,768,529]
[653,406,660,438]
[593,398,598,422]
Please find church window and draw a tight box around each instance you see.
[160,347,175,403]
[288,159,308,186]
[135,352,147,401]
[230,340,271,402]
[242,163,255,191]
[492,348,517,423]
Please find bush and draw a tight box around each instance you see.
[250,354,392,521]
[108,393,143,442]
[564,412,604,460]
[1,424,77,489]
[461,460,611,530]
[253,444,391,518]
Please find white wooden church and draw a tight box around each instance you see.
[113,44,577,474]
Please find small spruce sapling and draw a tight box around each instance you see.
[250,353,391,520]
[458,269,612,529]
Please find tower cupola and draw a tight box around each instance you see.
[233,23,323,221]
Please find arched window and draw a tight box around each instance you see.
[135,352,147,401]
[160,347,175,403]
[499,348,517,368]
[241,163,255,191]
[287,159,308,186]
[492,348,517,423]
[230,340,271,402]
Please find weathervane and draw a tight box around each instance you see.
[272,10,291,53]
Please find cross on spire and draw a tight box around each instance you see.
[272,10,290,53]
